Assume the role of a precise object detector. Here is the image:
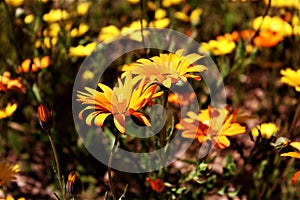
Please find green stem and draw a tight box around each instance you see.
[108,133,121,200]
[48,131,66,200]
[139,0,146,48]
[289,99,300,137]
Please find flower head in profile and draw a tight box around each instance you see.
[77,73,163,134]
[251,122,278,140]
[146,177,165,193]
[0,162,20,186]
[122,49,207,88]
[280,68,300,92]
[176,106,246,149]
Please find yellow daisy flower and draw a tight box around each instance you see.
[251,123,278,139]
[0,162,20,186]
[122,49,207,88]
[280,68,300,92]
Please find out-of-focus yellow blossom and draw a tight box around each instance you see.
[69,42,97,57]
[65,21,73,32]
[155,8,167,19]
[123,19,147,31]
[264,0,300,9]
[43,9,70,23]
[292,14,300,26]
[0,71,26,93]
[128,0,140,4]
[4,0,24,7]
[0,103,17,119]
[175,7,203,26]
[35,38,57,49]
[70,23,89,37]
[24,14,34,24]
[0,162,20,186]
[200,38,236,56]
[77,2,91,16]
[145,4,170,28]
[5,195,26,200]
[99,20,150,42]
[98,25,121,41]
[82,70,94,81]
[16,56,50,74]
[280,68,300,91]
[43,36,58,49]
[43,23,60,37]
[292,14,300,35]
[251,123,278,140]
[252,15,293,36]
[149,18,170,28]
[162,0,184,7]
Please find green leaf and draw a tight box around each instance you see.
[32,83,41,103]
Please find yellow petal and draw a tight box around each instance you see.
[0,103,17,119]
[280,152,300,159]
[131,112,151,126]
[290,142,300,151]
[114,114,126,134]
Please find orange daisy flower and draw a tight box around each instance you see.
[122,49,207,88]
[176,106,246,149]
[253,30,284,48]
[77,73,163,134]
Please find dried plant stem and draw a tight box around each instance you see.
[48,131,66,200]
[108,133,121,200]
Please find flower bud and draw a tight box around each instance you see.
[66,171,82,197]
[37,104,53,131]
